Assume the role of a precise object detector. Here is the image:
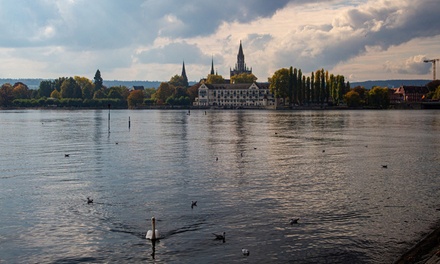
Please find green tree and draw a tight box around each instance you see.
[0,83,14,107]
[93,90,106,99]
[127,90,144,108]
[231,73,257,84]
[60,77,82,98]
[269,68,290,99]
[107,86,129,100]
[432,85,440,100]
[368,87,390,108]
[39,80,54,98]
[54,77,67,92]
[144,87,156,99]
[206,74,225,84]
[306,76,311,104]
[93,69,103,92]
[290,67,296,105]
[336,75,346,105]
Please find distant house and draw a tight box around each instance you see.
[133,86,145,91]
[392,85,429,103]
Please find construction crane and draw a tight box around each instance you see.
[424,58,439,80]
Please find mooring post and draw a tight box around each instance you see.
[129,116,131,129]
[108,104,111,133]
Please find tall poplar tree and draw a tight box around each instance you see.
[94,69,103,92]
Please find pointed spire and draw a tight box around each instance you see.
[238,40,244,57]
[181,61,187,78]
[210,56,215,75]
[181,61,188,87]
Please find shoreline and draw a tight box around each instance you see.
[394,220,440,263]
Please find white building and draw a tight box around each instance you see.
[194,82,275,108]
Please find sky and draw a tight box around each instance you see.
[0,0,439,83]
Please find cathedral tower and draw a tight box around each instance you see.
[230,41,252,78]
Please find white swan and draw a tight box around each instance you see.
[146,217,159,240]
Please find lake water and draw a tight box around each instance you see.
[0,109,439,263]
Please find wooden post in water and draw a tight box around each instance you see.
[108,104,111,133]
[129,116,131,129]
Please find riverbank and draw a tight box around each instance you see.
[394,221,440,264]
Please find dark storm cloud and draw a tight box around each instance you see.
[0,0,292,49]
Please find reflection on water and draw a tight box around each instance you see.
[0,109,440,263]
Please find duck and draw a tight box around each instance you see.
[242,248,250,256]
[191,201,197,209]
[382,165,388,168]
[146,217,160,240]
[213,232,225,242]
[290,218,299,225]
[64,154,70,157]
[87,197,93,204]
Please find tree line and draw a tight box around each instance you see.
[2,67,439,109]
[0,70,199,109]
[268,67,394,108]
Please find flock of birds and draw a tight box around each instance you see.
[84,197,299,258]
[75,135,389,259]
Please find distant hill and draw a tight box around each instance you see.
[351,79,431,89]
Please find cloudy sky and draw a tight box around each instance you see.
[0,0,439,82]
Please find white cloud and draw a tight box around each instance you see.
[0,0,438,82]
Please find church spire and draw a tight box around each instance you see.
[181,61,189,87]
[210,56,215,75]
[230,41,252,78]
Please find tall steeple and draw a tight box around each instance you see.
[181,61,189,87]
[230,41,252,78]
[237,41,245,71]
[210,56,215,75]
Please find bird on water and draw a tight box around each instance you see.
[191,201,197,209]
[87,197,93,204]
[290,218,299,225]
[213,232,226,242]
[146,217,160,240]
[242,248,250,256]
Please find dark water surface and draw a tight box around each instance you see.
[1,109,439,263]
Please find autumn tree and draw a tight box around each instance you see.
[127,90,144,108]
[0,83,14,107]
[155,82,175,104]
[344,90,361,107]
[206,74,225,84]
[50,90,61,99]
[231,73,257,84]
[169,75,187,88]
[60,77,82,98]
[12,82,30,99]
[187,83,201,102]
[74,76,95,100]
